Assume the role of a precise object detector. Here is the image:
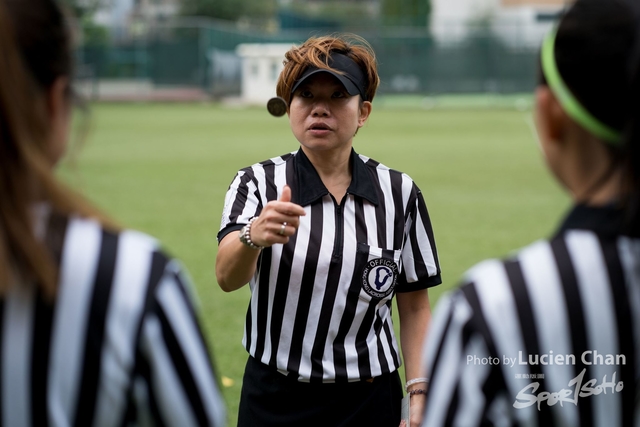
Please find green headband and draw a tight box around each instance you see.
[541,28,623,144]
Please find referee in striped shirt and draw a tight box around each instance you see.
[0,1,226,425]
[422,1,640,425]
[216,35,441,426]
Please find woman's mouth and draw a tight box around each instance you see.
[308,123,332,135]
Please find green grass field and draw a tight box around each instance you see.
[58,101,569,425]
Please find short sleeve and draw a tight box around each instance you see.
[421,284,511,427]
[217,169,262,243]
[134,255,227,426]
[396,186,442,292]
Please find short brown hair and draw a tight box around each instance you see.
[276,34,380,104]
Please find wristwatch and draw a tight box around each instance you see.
[239,217,262,250]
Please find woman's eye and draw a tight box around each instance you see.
[332,91,346,98]
[300,90,312,98]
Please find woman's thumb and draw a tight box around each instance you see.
[280,185,291,202]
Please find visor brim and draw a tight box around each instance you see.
[291,68,362,98]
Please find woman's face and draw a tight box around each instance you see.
[288,73,371,153]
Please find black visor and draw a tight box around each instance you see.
[291,52,368,101]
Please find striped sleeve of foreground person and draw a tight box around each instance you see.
[0,210,226,427]
[421,209,638,427]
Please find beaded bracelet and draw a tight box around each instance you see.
[408,389,428,397]
[238,217,262,250]
[405,377,429,392]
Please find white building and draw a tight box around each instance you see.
[236,43,294,105]
[431,0,569,47]
[430,0,498,43]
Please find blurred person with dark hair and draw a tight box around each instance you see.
[216,35,441,427]
[420,0,640,425]
[0,0,226,425]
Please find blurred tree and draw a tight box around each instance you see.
[283,0,378,29]
[59,0,103,20]
[381,0,430,26]
[181,0,278,22]
[59,0,109,46]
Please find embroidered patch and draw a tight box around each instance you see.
[362,258,398,299]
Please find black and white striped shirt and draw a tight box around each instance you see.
[422,204,638,426]
[218,148,441,382]
[1,205,226,426]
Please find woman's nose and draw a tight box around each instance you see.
[311,102,329,117]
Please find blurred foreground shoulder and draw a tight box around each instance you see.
[55,215,227,426]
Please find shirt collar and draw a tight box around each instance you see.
[555,203,626,237]
[294,148,379,207]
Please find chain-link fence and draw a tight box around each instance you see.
[76,18,541,101]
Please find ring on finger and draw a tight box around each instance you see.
[278,222,287,236]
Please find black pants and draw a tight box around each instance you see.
[238,356,403,427]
